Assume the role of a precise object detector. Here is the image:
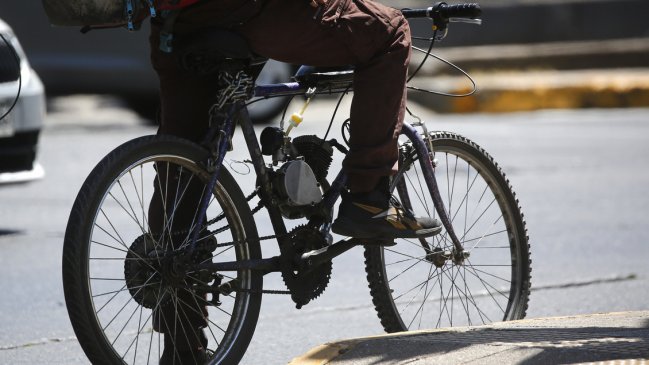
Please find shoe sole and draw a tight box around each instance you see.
[331,219,443,241]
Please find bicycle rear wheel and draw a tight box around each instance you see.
[365,131,530,331]
[63,135,262,364]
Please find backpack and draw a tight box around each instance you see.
[41,0,200,30]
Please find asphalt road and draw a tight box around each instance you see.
[1,96,648,364]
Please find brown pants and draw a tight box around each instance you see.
[150,0,411,193]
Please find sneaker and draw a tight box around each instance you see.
[332,179,442,241]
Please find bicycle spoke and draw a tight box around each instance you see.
[449,154,459,218]
[459,197,497,242]
[128,168,149,238]
[171,289,205,364]
[393,268,444,302]
[462,229,508,246]
[406,264,439,329]
[458,266,472,326]
[458,267,490,324]
[147,312,155,365]
[463,183,490,231]
[447,267,491,325]
[109,188,146,235]
[384,247,433,265]
[123,309,155,362]
[470,266,511,283]
[102,273,159,332]
[416,262,435,329]
[93,222,159,273]
[411,162,431,216]
[398,269,436,317]
[464,162,471,244]
[446,165,479,227]
[467,215,504,252]
[175,290,229,335]
[131,305,145,362]
[387,259,423,284]
[464,260,508,313]
[112,297,142,347]
[437,265,460,327]
[96,283,129,313]
[91,240,127,253]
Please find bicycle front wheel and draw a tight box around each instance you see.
[63,135,262,364]
[365,131,530,332]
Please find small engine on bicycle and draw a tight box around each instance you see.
[260,126,334,219]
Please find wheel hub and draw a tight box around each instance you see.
[160,253,190,288]
[124,235,166,309]
[124,234,201,308]
[426,247,469,267]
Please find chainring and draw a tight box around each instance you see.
[281,225,332,308]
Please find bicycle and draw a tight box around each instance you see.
[62,3,531,364]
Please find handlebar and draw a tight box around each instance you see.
[401,2,482,27]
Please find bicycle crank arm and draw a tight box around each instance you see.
[299,237,361,270]
[195,238,361,274]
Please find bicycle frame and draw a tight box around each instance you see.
[187,76,465,276]
[63,4,532,363]
[185,1,488,270]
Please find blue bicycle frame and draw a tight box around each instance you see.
[186,77,464,274]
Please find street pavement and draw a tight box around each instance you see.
[0,96,648,364]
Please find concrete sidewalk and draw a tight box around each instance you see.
[288,311,649,364]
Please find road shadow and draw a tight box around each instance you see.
[0,228,23,237]
[318,323,649,365]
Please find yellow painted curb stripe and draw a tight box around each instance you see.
[287,340,360,365]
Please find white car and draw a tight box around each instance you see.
[1,3,292,124]
[0,18,46,183]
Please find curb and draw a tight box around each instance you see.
[408,69,649,113]
[288,328,464,365]
[288,311,649,365]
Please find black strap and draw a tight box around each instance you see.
[159,10,181,52]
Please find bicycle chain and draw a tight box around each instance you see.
[162,189,263,247]
[157,189,296,296]
[237,288,291,295]
[210,71,254,113]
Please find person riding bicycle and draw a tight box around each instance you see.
[152,0,442,241]
[149,0,441,363]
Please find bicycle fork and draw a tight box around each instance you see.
[400,123,468,263]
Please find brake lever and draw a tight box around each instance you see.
[449,17,482,25]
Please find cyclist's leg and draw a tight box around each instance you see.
[148,5,262,361]
[238,1,438,239]
[238,0,410,193]
[153,0,409,193]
